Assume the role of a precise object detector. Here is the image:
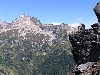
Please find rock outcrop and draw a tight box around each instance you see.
[12,14,42,25]
[69,2,100,74]
[69,2,100,65]
[94,2,100,22]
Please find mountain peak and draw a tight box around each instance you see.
[12,14,42,25]
[19,14,27,18]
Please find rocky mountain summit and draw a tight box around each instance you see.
[12,14,42,25]
[0,14,77,44]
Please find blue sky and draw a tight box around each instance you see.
[0,0,100,28]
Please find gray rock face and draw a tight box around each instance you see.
[69,23,100,65]
[0,21,9,29]
[12,14,42,25]
[0,14,77,46]
[69,2,100,65]
[94,2,100,22]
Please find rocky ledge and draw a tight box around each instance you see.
[69,2,100,75]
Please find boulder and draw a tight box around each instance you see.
[94,2,100,22]
[69,2,100,65]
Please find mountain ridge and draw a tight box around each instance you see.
[0,14,78,43]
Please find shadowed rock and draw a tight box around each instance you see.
[69,23,100,65]
[69,2,100,65]
[94,2,100,22]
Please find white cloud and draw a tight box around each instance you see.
[52,22,60,25]
[85,26,91,29]
[84,19,98,29]
[68,18,82,28]
[72,23,80,27]
[69,18,97,29]
[69,23,80,28]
